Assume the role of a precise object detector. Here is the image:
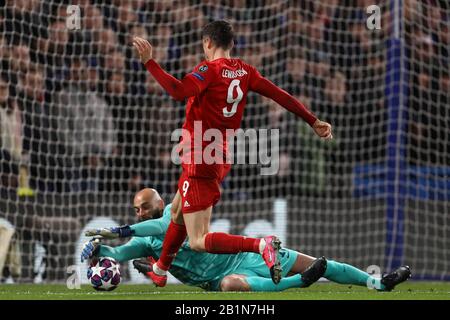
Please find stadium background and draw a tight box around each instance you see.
[0,0,448,283]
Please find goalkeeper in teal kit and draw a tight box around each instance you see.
[81,188,411,292]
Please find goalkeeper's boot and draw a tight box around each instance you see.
[133,257,167,287]
[300,256,327,288]
[380,265,411,291]
[261,236,282,284]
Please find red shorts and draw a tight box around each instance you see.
[178,163,231,214]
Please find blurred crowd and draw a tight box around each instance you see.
[0,0,448,200]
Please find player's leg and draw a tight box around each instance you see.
[181,206,211,251]
[179,163,259,253]
[183,206,263,253]
[285,252,316,275]
[182,207,282,284]
[287,252,385,289]
[149,190,188,287]
[219,261,327,292]
[157,189,187,264]
[219,274,315,292]
[324,260,411,291]
[181,206,277,254]
[224,250,326,292]
[177,166,283,283]
[170,190,184,225]
[219,275,251,292]
[225,253,407,292]
[152,162,282,285]
[244,274,317,292]
[289,252,411,291]
[182,205,260,253]
[323,259,385,290]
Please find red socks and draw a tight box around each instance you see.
[158,228,261,270]
[157,221,187,271]
[204,232,261,254]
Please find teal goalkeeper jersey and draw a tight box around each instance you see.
[98,204,251,290]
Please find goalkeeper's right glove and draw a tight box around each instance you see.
[84,225,134,239]
[81,238,101,262]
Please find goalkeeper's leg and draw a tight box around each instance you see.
[220,257,327,292]
[324,260,386,290]
[290,253,410,291]
[220,274,306,292]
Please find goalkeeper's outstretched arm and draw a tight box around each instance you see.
[81,237,150,263]
[97,238,150,263]
[85,216,169,239]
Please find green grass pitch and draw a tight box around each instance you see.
[0,282,448,300]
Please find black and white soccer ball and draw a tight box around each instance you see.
[87,257,121,291]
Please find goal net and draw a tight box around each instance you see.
[0,0,448,283]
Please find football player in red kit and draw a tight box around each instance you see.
[132,20,332,287]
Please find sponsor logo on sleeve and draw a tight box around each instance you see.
[199,65,208,72]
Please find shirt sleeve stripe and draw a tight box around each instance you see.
[191,72,205,81]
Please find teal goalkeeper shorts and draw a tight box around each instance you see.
[208,248,299,291]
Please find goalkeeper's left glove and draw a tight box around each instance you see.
[81,238,101,262]
[84,225,134,239]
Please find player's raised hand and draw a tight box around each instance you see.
[312,119,333,140]
[81,237,101,262]
[132,36,153,64]
[85,225,134,239]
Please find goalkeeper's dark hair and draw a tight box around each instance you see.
[201,20,234,50]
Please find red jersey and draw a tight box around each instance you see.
[181,58,258,161]
[145,57,317,165]
[144,55,321,213]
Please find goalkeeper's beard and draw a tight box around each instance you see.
[139,208,163,222]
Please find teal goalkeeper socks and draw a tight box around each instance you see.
[246,274,304,292]
[246,260,386,292]
[324,260,386,291]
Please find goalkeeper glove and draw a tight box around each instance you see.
[81,237,101,262]
[84,225,134,239]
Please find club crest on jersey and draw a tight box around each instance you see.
[199,65,208,72]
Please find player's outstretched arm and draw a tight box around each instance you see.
[96,238,150,263]
[81,237,150,263]
[85,216,169,238]
[251,75,333,140]
[85,226,134,239]
[132,36,199,101]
